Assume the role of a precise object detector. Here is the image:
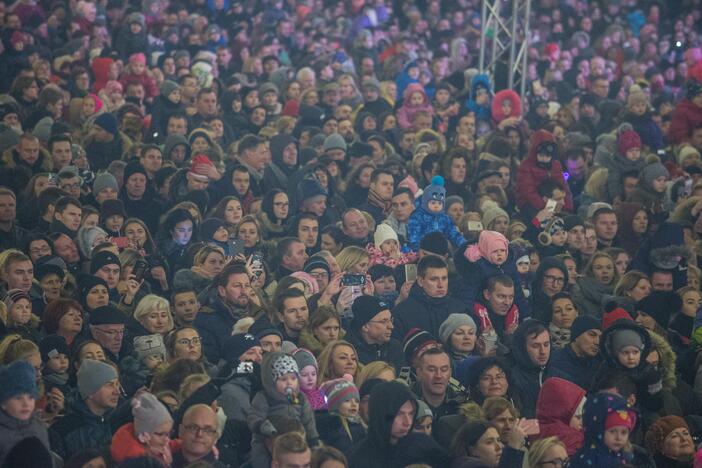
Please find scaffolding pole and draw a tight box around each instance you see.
[479,0,531,96]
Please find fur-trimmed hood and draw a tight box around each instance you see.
[649,244,693,270]
[647,330,677,392]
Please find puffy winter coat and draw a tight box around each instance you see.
[535,377,586,455]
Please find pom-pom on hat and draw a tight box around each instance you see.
[421,175,446,211]
[322,375,359,413]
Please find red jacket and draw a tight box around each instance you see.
[669,99,702,144]
[516,130,573,211]
[491,89,522,124]
[535,377,585,455]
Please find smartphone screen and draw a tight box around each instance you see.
[405,264,417,282]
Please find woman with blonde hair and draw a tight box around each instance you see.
[173,244,226,294]
[133,294,174,336]
[523,436,568,468]
[355,361,396,389]
[317,340,360,385]
[335,246,371,275]
[299,306,345,355]
[612,270,651,315]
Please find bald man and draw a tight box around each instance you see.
[174,404,223,467]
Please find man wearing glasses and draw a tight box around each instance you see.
[347,295,404,371]
[173,404,223,467]
[88,305,129,362]
[531,258,569,321]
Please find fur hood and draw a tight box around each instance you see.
[647,330,677,392]
[649,244,693,270]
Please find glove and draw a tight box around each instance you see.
[260,419,278,437]
[642,365,663,395]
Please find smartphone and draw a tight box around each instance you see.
[467,221,483,231]
[228,238,244,256]
[404,264,417,283]
[111,237,130,249]
[132,259,149,282]
[545,198,557,213]
[251,252,264,277]
[341,274,366,287]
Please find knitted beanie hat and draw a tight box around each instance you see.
[0,360,38,403]
[604,408,637,431]
[92,172,119,195]
[132,392,173,436]
[641,155,669,187]
[77,359,118,399]
[133,334,166,362]
[4,288,30,312]
[271,354,299,381]
[610,329,644,355]
[374,223,398,247]
[421,176,446,212]
[645,415,688,456]
[438,313,477,344]
[322,375,359,413]
[617,130,642,156]
[292,348,317,371]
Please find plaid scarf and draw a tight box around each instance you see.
[367,187,392,215]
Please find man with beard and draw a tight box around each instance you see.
[195,264,255,363]
[274,288,309,345]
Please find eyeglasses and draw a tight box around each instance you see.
[368,317,394,326]
[309,271,329,280]
[177,337,202,347]
[273,202,289,207]
[480,373,506,383]
[93,327,124,337]
[538,458,568,467]
[543,275,565,284]
[183,423,218,436]
[30,246,51,255]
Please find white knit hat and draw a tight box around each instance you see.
[374,223,398,247]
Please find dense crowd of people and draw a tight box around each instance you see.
[4,0,702,467]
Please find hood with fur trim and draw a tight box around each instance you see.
[646,330,677,392]
[491,89,522,122]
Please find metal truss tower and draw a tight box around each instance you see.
[478,0,532,96]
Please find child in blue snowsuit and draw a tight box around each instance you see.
[407,176,466,251]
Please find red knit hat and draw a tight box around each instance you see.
[618,130,642,157]
[605,409,637,431]
[189,154,215,180]
[602,306,633,330]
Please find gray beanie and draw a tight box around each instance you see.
[159,80,179,98]
[416,399,433,420]
[259,82,279,96]
[641,155,669,187]
[438,313,477,344]
[611,329,644,355]
[77,359,118,399]
[292,348,318,371]
[133,334,166,362]
[33,116,54,142]
[323,133,347,152]
[132,392,172,436]
[93,172,119,196]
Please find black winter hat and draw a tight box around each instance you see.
[351,295,390,331]
[89,305,127,325]
[636,291,682,328]
[40,334,70,361]
[90,250,121,274]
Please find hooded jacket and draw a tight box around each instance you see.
[510,319,559,418]
[515,130,573,212]
[0,146,52,194]
[536,377,586,455]
[630,222,691,290]
[263,133,298,190]
[162,134,190,167]
[392,282,468,342]
[465,74,492,124]
[397,83,434,129]
[348,381,419,468]
[491,89,522,124]
[602,148,646,202]
[247,352,318,445]
[570,393,636,467]
[195,286,247,364]
[598,321,663,413]
[0,409,50,466]
[669,99,702,145]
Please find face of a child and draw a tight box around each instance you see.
[10,298,32,325]
[106,215,124,232]
[131,61,145,75]
[275,372,299,396]
[408,66,420,80]
[617,345,641,369]
[551,298,577,328]
[604,426,629,452]
[410,92,424,106]
[625,147,641,161]
[435,89,450,105]
[338,398,360,418]
[652,175,667,193]
[168,89,182,104]
[380,239,399,256]
[489,248,507,265]
[517,260,530,274]
[631,102,647,116]
[1,394,35,421]
[144,354,164,370]
[46,353,69,373]
[414,415,433,435]
[82,98,96,116]
[299,365,317,391]
[551,229,567,246]
[427,200,443,213]
[501,100,512,115]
